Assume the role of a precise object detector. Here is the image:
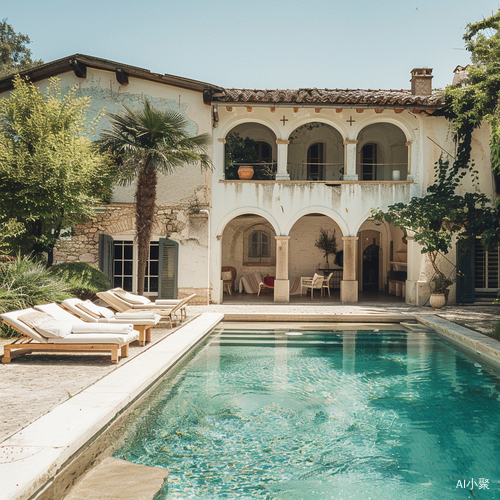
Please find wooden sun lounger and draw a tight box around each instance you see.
[47,300,161,347]
[1,308,139,364]
[97,290,196,327]
[2,337,131,364]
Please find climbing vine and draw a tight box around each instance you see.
[439,10,500,176]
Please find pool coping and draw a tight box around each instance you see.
[2,312,500,500]
[415,314,500,369]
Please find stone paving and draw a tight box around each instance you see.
[0,301,498,445]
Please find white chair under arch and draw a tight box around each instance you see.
[300,273,325,299]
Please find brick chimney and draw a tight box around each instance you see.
[410,68,433,96]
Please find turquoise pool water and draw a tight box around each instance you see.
[115,327,500,499]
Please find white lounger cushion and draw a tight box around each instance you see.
[34,303,85,325]
[0,309,139,345]
[72,323,134,334]
[62,298,114,322]
[62,299,160,326]
[114,290,151,305]
[1,309,48,342]
[114,311,157,320]
[36,304,136,334]
[47,331,139,344]
[77,300,114,319]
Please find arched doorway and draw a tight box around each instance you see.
[289,214,343,300]
[356,219,408,301]
[221,214,277,300]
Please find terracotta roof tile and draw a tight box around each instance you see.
[212,88,444,107]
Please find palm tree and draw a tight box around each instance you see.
[100,99,211,295]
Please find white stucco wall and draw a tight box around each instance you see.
[35,68,213,207]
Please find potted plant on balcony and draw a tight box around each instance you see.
[372,158,500,308]
[225,133,258,180]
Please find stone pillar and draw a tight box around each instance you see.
[343,140,358,180]
[405,233,429,306]
[275,140,290,181]
[216,138,226,179]
[405,141,413,179]
[341,236,358,303]
[274,236,290,303]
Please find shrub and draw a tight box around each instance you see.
[48,262,111,300]
[0,257,71,338]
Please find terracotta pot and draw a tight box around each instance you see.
[430,293,446,309]
[238,165,254,180]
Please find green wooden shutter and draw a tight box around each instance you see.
[98,234,114,284]
[456,240,475,303]
[158,238,178,299]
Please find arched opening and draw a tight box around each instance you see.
[289,214,343,300]
[224,123,277,180]
[221,214,276,300]
[357,123,408,180]
[357,218,407,301]
[288,123,343,181]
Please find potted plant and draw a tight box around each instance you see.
[429,271,454,309]
[225,133,258,180]
[314,228,338,269]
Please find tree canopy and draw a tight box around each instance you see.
[372,159,500,291]
[0,76,115,264]
[0,19,43,78]
[441,10,500,175]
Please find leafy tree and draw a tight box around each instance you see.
[0,75,115,265]
[0,219,23,256]
[0,19,43,77]
[440,10,500,175]
[100,99,212,295]
[373,158,500,292]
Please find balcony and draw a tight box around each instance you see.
[223,161,409,182]
[216,177,413,224]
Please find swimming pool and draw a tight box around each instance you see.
[115,325,500,499]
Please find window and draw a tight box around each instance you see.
[110,240,160,293]
[307,143,324,180]
[475,244,499,290]
[145,242,159,293]
[361,144,377,180]
[255,142,272,163]
[113,240,134,291]
[242,224,276,265]
[249,230,270,258]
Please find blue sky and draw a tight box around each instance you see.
[4,1,500,90]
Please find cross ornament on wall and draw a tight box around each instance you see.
[346,116,355,126]
[280,115,289,126]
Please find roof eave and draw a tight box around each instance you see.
[212,101,443,110]
[0,54,223,94]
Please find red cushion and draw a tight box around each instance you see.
[263,276,275,287]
